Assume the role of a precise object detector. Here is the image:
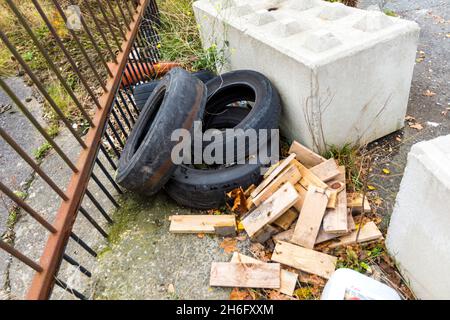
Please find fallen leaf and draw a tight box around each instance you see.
[220,238,237,254]
[423,89,436,97]
[229,288,253,300]
[382,168,390,175]
[267,290,291,300]
[227,187,248,215]
[367,185,376,191]
[395,136,402,142]
[197,233,205,239]
[237,221,245,231]
[405,115,416,121]
[409,123,423,130]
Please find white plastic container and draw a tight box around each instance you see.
[321,268,401,300]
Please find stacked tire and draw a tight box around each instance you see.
[116,68,281,209]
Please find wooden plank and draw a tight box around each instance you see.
[315,211,355,244]
[210,262,281,288]
[230,253,297,296]
[169,215,236,233]
[326,190,337,209]
[310,159,340,182]
[294,160,329,189]
[251,224,279,244]
[242,182,299,237]
[253,164,301,206]
[293,183,307,212]
[322,166,348,233]
[347,193,371,213]
[271,241,336,279]
[272,226,294,243]
[328,221,383,248]
[289,140,326,168]
[251,153,296,198]
[273,208,298,230]
[291,186,329,248]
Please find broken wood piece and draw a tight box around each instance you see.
[326,190,337,209]
[252,164,301,206]
[272,226,294,243]
[291,186,329,248]
[251,153,296,198]
[315,211,355,244]
[169,215,236,234]
[328,221,383,248]
[230,253,297,296]
[242,182,299,237]
[293,159,329,190]
[210,262,281,288]
[322,166,348,234]
[271,241,337,279]
[347,193,371,213]
[327,180,345,193]
[273,208,298,230]
[251,224,279,244]
[310,158,340,182]
[289,140,326,168]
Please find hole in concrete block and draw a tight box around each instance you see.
[317,3,351,20]
[303,30,342,53]
[353,13,395,32]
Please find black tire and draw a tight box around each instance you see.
[116,68,207,195]
[133,70,215,111]
[202,70,281,162]
[164,107,265,209]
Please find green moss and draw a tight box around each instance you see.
[33,142,52,161]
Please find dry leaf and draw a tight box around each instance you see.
[249,243,270,262]
[219,238,237,254]
[382,168,390,175]
[227,187,248,215]
[423,89,436,97]
[267,290,291,300]
[409,123,423,130]
[197,233,205,239]
[229,288,254,300]
[405,115,416,121]
[367,185,376,191]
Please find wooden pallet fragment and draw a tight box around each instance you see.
[210,262,281,288]
[169,215,236,235]
[289,141,326,168]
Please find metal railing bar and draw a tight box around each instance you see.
[121,66,135,88]
[116,0,131,29]
[54,278,87,300]
[91,173,120,208]
[85,189,114,224]
[78,206,109,238]
[49,0,109,91]
[111,108,129,139]
[4,0,94,130]
[124,0,136,21]
[130,49,147,81]
[69,232,98,258]
[94,0,123,52]
[64,0,114,77]
[104,132,121,158]
[0,181,57,233]
[62,254,92,277]
[0,78,79,172]
[0,128,68,201]
[32,0,102,109]
[107,120,125,148]
[117,91,136,124]
[0,240,43,272]
[95,158,122,194]
[114,100,132,130]
[82,0,118,63]
[0,33,91,145]
[27,1,149,299]
[124,88,140,115]
[104,0,127,40]
[125,59,141,85]
[99,144,118,170]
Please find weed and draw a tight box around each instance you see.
[384,9,398,17]
[324,143,364,191]
[33,142,52,161]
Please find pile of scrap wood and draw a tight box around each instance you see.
[168,141,383,297]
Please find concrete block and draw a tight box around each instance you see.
[193,0,419,151]
[386,135,450,299]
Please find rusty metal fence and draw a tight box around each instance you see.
[0,0,160,299]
